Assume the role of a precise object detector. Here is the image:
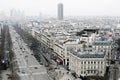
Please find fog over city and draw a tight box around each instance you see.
[0,0,120,80]
[0,0,120,16]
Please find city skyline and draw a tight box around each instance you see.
[0,0,120,16]
[0,0,120,79]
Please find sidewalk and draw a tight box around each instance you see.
[47,60,76,80]
[1,68,11,80]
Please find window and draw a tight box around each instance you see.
[91,61,93,64]
[91,71,93,73]
[67,59,69,61]
[101,61,103,64]
[91,66,93,69]
[98,61,99,64]
[90,50,92,51]
[81,66,83,69]
[81,71,83,74]
[88,61,90,64]
[94,71,96,74]
[88,71,90,74]
[101,66,103,69]
[84,71,86,74]
[84,66,86,69]
[88,66,89,69]
[84,61,86,64]
[98,66,99,69]
[94,62,96,64]
[81,62,83,64]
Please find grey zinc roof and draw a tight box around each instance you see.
[55,40,64,46]
[92,36,112,45]
[70,50,105,58]
[92,41,111,45]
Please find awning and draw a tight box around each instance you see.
[56,58,63,63]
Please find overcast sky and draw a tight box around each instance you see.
[0,0,120,16]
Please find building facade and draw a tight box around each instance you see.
[58,3,63,20]
[69,50,107,77]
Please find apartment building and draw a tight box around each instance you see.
[19,21,115,78]
[69,50,106,77]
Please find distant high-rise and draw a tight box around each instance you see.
[58,3,63,20]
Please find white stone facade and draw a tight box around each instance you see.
[69,51,106,77]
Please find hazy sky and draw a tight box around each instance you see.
[0,0,120,16]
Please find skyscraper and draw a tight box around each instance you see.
[58,3,63,20]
